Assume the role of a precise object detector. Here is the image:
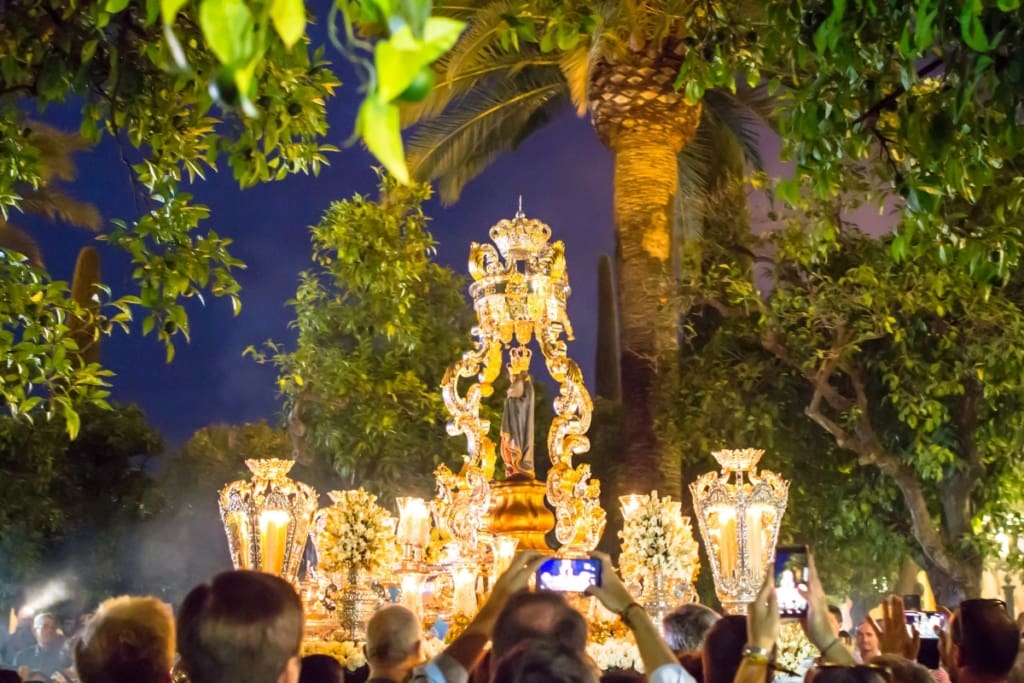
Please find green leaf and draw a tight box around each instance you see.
[959,2,990,52]
[64,404,81,440]
[106,0,130,12]
[270,0,306,49]
[357,94,409,183]
[376,17,464,101]
[161,0,188,23]
[997,0,1020,10]
[198,0,256,66]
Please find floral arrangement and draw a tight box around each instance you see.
[301,640,367,671]
[775,622,817,676]
[587,637,644,673]
[618,491,700,583]
[316,489,399,573]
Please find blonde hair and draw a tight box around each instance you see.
[74,595,175,683]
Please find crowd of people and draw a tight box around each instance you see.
[0,550,1019,683]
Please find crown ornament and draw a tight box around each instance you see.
[508,345,532,374]
[488,199,553,259]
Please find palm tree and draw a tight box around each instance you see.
[402,3,773,499]
[0,121,101,265]
[0,121,103,365]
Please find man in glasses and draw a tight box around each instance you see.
[940,599,1019,683]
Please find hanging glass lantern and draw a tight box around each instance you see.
[690,449,789,614]
[219,459,318,582]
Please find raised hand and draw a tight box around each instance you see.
[748,572,780,650]
[868,595,920,660]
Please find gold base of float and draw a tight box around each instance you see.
[486,476,555,551]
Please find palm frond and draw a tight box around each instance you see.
[443,0,522,83]
[24,121,91,183]
[401,49,562,126]
[702,85,777,172]
[20,187,102,230]
[0,221,44,268]
[406,70,570,203]
[558,45,592,117]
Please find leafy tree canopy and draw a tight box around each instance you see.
[674,189,1024,600]
[248,174,477,501]
[0,402,163,605]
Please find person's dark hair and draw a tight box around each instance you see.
[828,605,843,622]
[702,615,747,683]
[0,670,21,683]
[492,590,587,661]
[952,599,1020,679]
[300,654,345,683]
[677,650,704,683]
[177,570,304,683]
[492,639,597,683]
[663,604,720,652]
[600,671,645,683]
[869,655,930,683]
[813,664,890,683]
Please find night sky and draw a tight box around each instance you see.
[22,62,625,446]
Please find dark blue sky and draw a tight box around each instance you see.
[23,63,618,446]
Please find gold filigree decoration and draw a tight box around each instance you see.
[438,205,603,555]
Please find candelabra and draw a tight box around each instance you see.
[690,449,789,614]
[219,459,318,582]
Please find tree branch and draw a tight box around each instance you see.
[852,57,945,127]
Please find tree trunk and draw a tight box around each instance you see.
[920,551,983,606]
[615,132,684,498]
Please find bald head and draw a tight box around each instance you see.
[366,605,422,668]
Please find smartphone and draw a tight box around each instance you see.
[536,558,602,592]
[904,610,947,640]
[774,545,810,618]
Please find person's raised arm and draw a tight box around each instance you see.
[734,574,779,683]
[801,552,856,665]
[442,550,545,673]
[586,552,682,676]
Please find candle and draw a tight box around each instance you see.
[259,510,291,576]
[397,497,432,549]
[492,535,519,578]
[451,565,479,616]
[714,507,738,580]
[619,494,646,520]
[400,572,428,623]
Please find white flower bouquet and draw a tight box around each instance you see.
[316,489,399,574]
[586,637,644,673]
[776,621,817,677]
[618,491,700,583]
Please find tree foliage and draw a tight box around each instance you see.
[674,196,1024,601]
[249,174,475,500]
[760,0,1024,277]
[0,403,163,604]
[0,0,338,432]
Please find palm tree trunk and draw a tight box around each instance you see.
[614,130,682,499]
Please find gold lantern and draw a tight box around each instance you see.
[219,459,318,582]
[690,449,789,614]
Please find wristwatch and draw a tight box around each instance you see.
[742,644,773,664]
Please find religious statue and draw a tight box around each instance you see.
[500,346,535,479]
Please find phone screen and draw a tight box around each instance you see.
[774,545,809,618]
[536,558,602,592]
[904,610,947,640]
